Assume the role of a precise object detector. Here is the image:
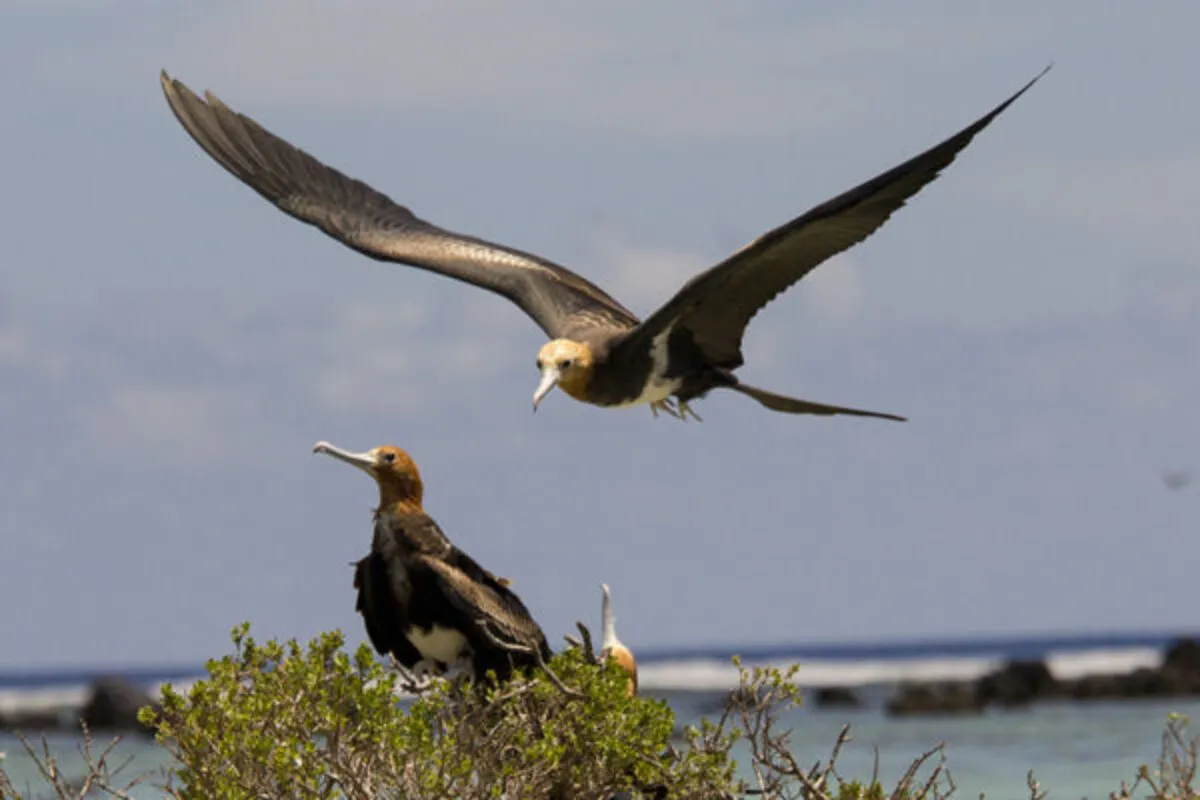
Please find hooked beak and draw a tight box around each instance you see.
[532,367,560,413]
[313,440,376,473]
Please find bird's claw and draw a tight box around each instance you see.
[387,656,443,693]
[649,400,673,419]
[649,398,702,422]
[410,658,446,684]
[677,400,703,422]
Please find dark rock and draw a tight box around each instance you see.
[1163,638,1200,673]
[1070,673,1128,700]
[886,682,983,717]
[1065,650,1200,702]
[882,638,1200,713]
[1126,666,1177,696]
[976,659,1059,708]
[1159,666,1200,696]
[0,707,64,731]
[79,676,159,735]
[813,686,862,709]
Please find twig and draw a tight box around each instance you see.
[893,741,946,798]
[575,622,597,663]
[477,625,582,698]
[529,647,582,699]
[824,724,852,784]
[915,759,946,800]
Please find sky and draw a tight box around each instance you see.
[2,2,1198,669]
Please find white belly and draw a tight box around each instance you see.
[406,624,470,664]
[612,378,682,408]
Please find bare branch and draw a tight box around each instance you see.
[575,622,597,664]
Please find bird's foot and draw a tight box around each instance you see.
[648,400,670,419]
[412,658,442,680]
[400,657,447,689]
[649,399,684,420]
[388,656,440,693]
[676,399,703,422]
[649,397,703,422]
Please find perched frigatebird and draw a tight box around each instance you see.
[162,67,1047,421]
[313,440,551,682]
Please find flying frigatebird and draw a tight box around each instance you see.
[162,67,1048,421]
[313,440,551,683]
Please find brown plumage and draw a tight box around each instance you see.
[162,66,1048,422]
[313,440,551,683]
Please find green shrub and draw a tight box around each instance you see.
[140,623,738,799]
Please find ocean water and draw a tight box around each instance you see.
[2,632,1197,798]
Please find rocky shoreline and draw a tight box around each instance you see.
[2,638,1197,733]
[880,637,1200,716]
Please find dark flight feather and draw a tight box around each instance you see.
[616,66,1051,369]
[160,71,638,339]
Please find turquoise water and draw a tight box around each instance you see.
[3,693,1197,798]
[712,696,1200,798]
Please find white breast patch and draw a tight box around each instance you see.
[613,322,682,407]
[406,624,471,665]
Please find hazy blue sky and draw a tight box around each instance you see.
[2,2,1198,669]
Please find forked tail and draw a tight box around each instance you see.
[730,382,906,422]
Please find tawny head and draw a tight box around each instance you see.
[313,441,424,511]
[599,583,638,697]
[533,339,595,410]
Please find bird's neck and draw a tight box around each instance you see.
[601,589,618,648]
[376,499,423,518]
[375,482,424,517]
[601,617,618,652]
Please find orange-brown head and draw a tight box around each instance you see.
[599,583,638,697]
[533,339,595,410]
[312,441,424,513]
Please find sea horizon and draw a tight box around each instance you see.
[2,627,1194,701]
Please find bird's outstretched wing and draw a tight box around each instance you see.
[417,554,549,656]
[617,67,1050,369]
[160,71,638,338]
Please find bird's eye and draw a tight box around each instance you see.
[383,453,396,464]
[558,359,572,370]
[536,359,543,370]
